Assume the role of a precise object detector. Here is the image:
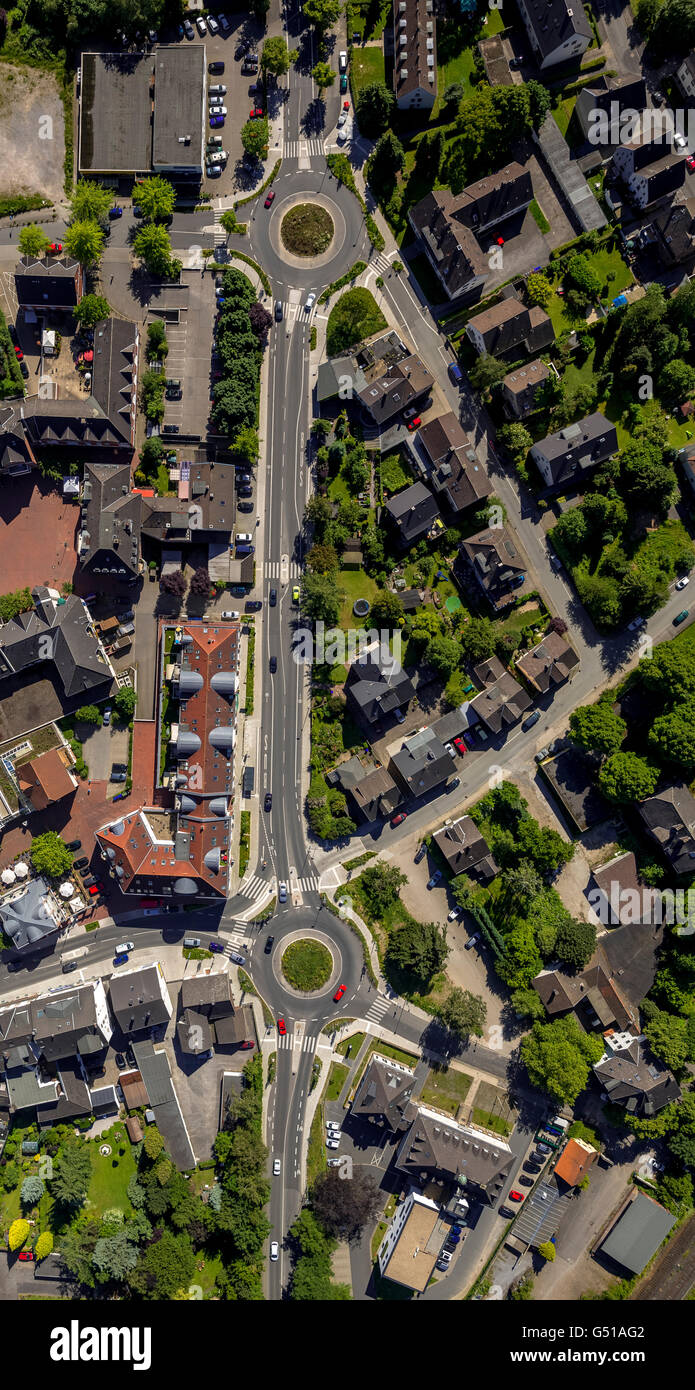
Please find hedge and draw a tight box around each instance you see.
[235,159,282,208]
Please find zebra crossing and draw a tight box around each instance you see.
[372,251,393,276]
[263,560,301,579]
[278,1031,318,1052]
[295,875,320,894]
[365,992,392,1024]
[237,872,268,901]
[283,138,325,158]
[212,209,227,251]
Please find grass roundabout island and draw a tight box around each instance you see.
[281,938,333,992]
[281,202,334,256]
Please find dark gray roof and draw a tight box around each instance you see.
[131,1039,195,1169]
[109,964,170,1033]
[352,1055,415,1131]
[459,526,525,600]
[396,1108,513,1200]
[519,0,591,61]
[33,983,106,1062]
[79,461,142,578]
[181,972,234,1020]
[177,1008,213,1055]
[384,481,440,547]
[594,1036,680,1116]
[531,413,618,486]
[638,783,695,874]
[434,816,498,881]
[152,44,205,172]
[79,50,153,173]
[15,255,82,309]
[469,656,533,732]
[390,726,456,795]
[0,587,111,699]
[345,648,415,726]
[600,1192,675,1274]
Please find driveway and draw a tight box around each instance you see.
[533,1155,635,1300]
[77,720,128,785]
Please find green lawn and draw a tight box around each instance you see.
[420,1066,473,1116]
[348,0,391,40]
[85,1125,138,1217]
[552,100,576,139]
[433,44,477,119]
[381,449,415,495]
[307,1105,327,1186]
[472,1108,512,1137]
[336,1030,366,1057]
[495,602,543,641]
[326,1061,350,1101]
[350,45,386,98]
[337,567,380,629]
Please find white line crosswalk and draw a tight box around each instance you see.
[373,251,392,276]
[263,561,301,579]
[237,873,267,900]
[365,993,391,1023]
[295,876,320,894]
[278,1032,318,1051]
[283,138,325,158]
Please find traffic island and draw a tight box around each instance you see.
[281,937,333,992]
[280,202,334,257]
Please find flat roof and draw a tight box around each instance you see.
[152,44,205,171]
[382,1198,439,1292]
[601,1192,675,1274]
[80,52,153,174]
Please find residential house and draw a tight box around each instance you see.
[108,962,173,1036]
[466,296,554,358]
[0,979,113,1123]
[515,630,579,695]
[130,1039,195,1169]
[383,481,442,550]
[389,726,456,798]
[553,1138,598,1188]
[418,412,492,514]
[651,196,695,267]
[530,413,618,489]
[532,921,664,1033]
[600,1191,676,1275]
[408,163,532,302]
[594,1031,680,1118]
[433,816,498,882]
[469,655,533,735]
[502,360,550,418]
[351,1053,416,1131]
[17,748,77,812]
[612,134,685,208]
[574,75,648,146]
[516,0,592,69]
[457,525,526,610]
[376,1190,441,1294]
[328,756,403,823]
[638,782,695,875]
[345,646,415,730]
[392,0,437,112]
[358,354,434,428]
[178,972,254,1052]
[14,255,84,312]
[396,1106,514,1205]
[0,586,114,700]
[588,851,659,927]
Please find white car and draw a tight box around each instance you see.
[326,1121,340,1132]
[447,906,461,921]
[676,576,691,590]
[209,84,227,95]
[327,1157,341,1167]
[209,105,227,117]
[444,742,455,757]
[339,50,347,71]
[304,291,316,311]
[337,111,347,127]
[674,131,687,150]
[270,1240,279,1260]
[273,1158,281,1176]
[326,1137,340,1149]
[207,15,219,33]
[196,15,207,35]
[208,151,228,165]
[209,94,224,105]
[221,609,240,619]
[336,125,350,145]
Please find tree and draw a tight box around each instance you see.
[312,60,335,90]
[651,0,695,57]
[303,0,342,28]
[520,1017,604,1105]
[30,831,72,879]
[414,129,445,179]
[146,318,168,360]
[35,1231,53,1261]
[598,750,659,803]
[443,81,464,114]
[64,220,104,266]
[73,293,111,328]
[502,861,542,908]
[526,273,553,309]
[569,702,626,756]
[133,223,177,277]
[537,1240,556,1262]
[143,1125,165,1161]
[312,1168,383,1241]
[498,422,533,464]
[565,253,602,300]
[129,1229,195,1300]
[75,703,101,724]
[498,920,543,991]
[439,987,487,1038]
[367,131,405,194]
[8,1218,30,1251]
[248,301,273,346]
[370,589,405,630]
[114,686,137,719]
[306,542,338,574]
[305,494,333,528]
[262,36,293,75]
[355,81,396,138]
[21,1175,44,1207]
[241,117,270,160]
[50,1141,92,1209]
[359,863,406,917]
[136,176,176,222]
[189,565,211,596]
[425,634,461,679]
[300,571,344,625]
[649,702,695,772]
[469,354,506,396]
[18,223,49,257]
[644,1009,689,1071]
[554,917,597,971]
[70,180,112,223]
[385,918,449,989]
[658,357,695,405]
[93,1230,139,1282]
[160,570,186,600]
[230,425,259,464]
[511,987,546,1021]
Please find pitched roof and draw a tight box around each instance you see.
[433,815,498,880]
[554,1137,598,1187]
[638,782,695,874]
[502,358,550,399]
[384,480,440,545]
[469,655,533,732]
[600,1192,675,1274]
[519,0,591,61]
[352,1054,416,1130]
[459,525,525,597]
[531,412,618,485]
[594,1032,680,1116]
[109,964,171,1033]
[396,1107,513,1199]
[419,411,492,511]
[591,851,657,926]
[0,587,112,698]
[79,461,143,578]
[0,877,61,952]
[17,748,76,809]
[357,354,434,424]
[533,922,664,1031]
[390,725,456,795]
[345,646,415,725]
[467,297,554,355]
[393,0,437,102]
[515,631,579,692]
[15,255,82,308]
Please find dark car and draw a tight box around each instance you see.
[162,424,179,435]
[519,1176,534,1187]
[674,609,690,626]
[209,60,225,73]
[264,934,275,954]
[82,875,96,888]
[235,472,251,485]
[66,838,82,852]
[275,301,283,321]
[113,953,129,966]
[269,587,277,606]
[238,501,254,512]
[269,656,277,673]
[61,960,78,973]
[264,792,272,811]
[20,361,29,379]
[235,39,250,58]
[522,711,541,731]
[414,843,427,864]
[237,485,252,498]
[115,1053,126,1068]
[108,205,123,218]
[110,771,127,783]
[74,856,89,869]
[209,941,224,954]
[8,323,17,344]
[524,1161,541,1174]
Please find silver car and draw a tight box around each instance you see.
[209,105,227,117]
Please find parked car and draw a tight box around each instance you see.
[509,1190,524,1202]
[522,710,541,731]
[447,906,461,921]
[339,50,348,70]
[183,18,195,37]
[66,838,82,852]
[535,746,550,763]
[110,770,127,783]
[113,953,129,966]
[209,114,225,128]
[519,1175,534,1187]
[406,416,421,431]
[209,60,225,73]
[208,104,227,117]
[196,15,207,34]
[82,875,96,887]
[535,1142,553,1156]
[453,737,467,755]
[221,610,240,620]
[391,811,407,827]
[448,361,463,385]
[207,14,219,33]
[326,1137,339,1149]
[109,205,123,218]
[465,933,479,950]
[427,870,442,889]
[414,843,427,864]
[74,856,89,869]
[18,1250,34,1261]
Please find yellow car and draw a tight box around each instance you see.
[292,584,300,604]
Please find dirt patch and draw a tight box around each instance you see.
[0,63,65,203]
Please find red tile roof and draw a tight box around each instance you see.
[17,748,76,810]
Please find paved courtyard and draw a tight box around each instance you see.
[0,475,78,592]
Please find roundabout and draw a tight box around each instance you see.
[280,936,333,992]
[249,903,370,1023]
[246,166,370,290]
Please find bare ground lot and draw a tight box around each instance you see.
[0,64,65,204]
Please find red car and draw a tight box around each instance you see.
[48,242,62,253]
[240,1040,255,1050]
[453,737,467,755]
[406,416,421,431]
[250,106,264,118]
[333,984,346,1002]
[343,101,350,110]
[688,156,695,172]
[509,1190,524,1202]
[277,1017,286,1036]
[391,812,407,827]
[14,347,23,360]
[18,1250,34,1261]
[264,190,275,207]
[88,884,99,895]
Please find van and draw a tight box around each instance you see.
[184,936,201,948]
[235,532,253,544]
[236,544,254,556]
[118,621,135,637]
[448,361,464,385]
[550,1115,570,1131]
[116,941,134,954]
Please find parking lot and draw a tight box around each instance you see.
[181,12,266,196]
[157,271,217,439]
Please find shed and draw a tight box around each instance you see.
[126,1114,143,1143]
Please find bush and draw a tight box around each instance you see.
[326,288,387,356]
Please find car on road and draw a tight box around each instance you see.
[269,656,277,673]
[427,870,442,889]
[326,1137,340,1149]
[264,935,275,954]
[278,881,288,903]
[273,1158,281,1175]
[304,292,316,311]
[677,575,691,590]
[275,300,283,320]
[264,793,273,811]
[627,615,646,630]
[333,984,346,1002]
[447,906,461,921]
[453,736,468,755]
[391,811,407,827]
[270,1240,279,1261]
[465,933,479,950]
[522,710,541,731]
[269,587,277,606]
[292,584,300,603]
[277,1017,286,1035]
[674,609,690,626]
[66,838,81,852]
[265,190,276,207]
[61,960,78,973]
[113,953,129,966]
[509,1189,524,1202]
[209,941,224,954]
[230,951,246,966]
[18,1250,34,1261]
